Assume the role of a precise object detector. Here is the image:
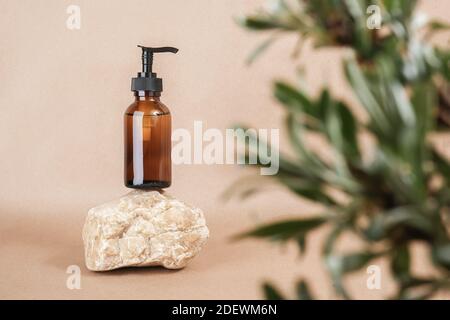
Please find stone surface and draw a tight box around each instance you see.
[82,190,209,271]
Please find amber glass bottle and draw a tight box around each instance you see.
[124,45,178,189]
[124,92,171,188]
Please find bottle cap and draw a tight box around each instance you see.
[131,45,178,92]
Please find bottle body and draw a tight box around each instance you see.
[124,92,171,189]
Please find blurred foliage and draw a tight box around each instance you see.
[231,0,450,299]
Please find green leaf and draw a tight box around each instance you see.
[411,81,434,147]
[390,82,415,127]
[364,207,434,241]
[262,283,284,300]
[323,224,346,255]
[220,174,278,202]
[436,49,450,81]
[432,243,450,269]
[274,82,318,121]
[324,100,360,161]
[325,254,349,299]
[344,59,390,135]
[285,114,361,194]
[230,123,353,197]
[230,124,312,179]
[383,0,418,22]
[345,0,373,57]
[246,34,279,65]
[278,173,336,205]
[391,245,411,283]
[340,252,379,273]
[239,16,284,31]
[296,280,313,300]
[285,113,323,166]
[233,217,325,242]
[432,149,450,187]
[296,234,306,255]
[317,88,331,119]
[325,250,379,298]
[427,20,450,32]
[337,102,360,159]
[397,278,438,300]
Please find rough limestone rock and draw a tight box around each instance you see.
[82,190,209,271]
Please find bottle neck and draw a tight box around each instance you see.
[134,91,161,101]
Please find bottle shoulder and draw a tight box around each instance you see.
[125,99,170,116]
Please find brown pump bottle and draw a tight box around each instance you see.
[124,46,178,189]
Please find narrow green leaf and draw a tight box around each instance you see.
[327,251,379,282]
[246,34,279,65]
[274,82,318,120]
[432,243,450,269]
[337,102,360,159]
[296,280,313,300]
[325,255,351,299]
[323,225,346,255]
[364,207,434,241]
[239,16,284,30]
[322,225,350,299]
[231,124,314,180]
[427,20,450,32]
[317,88,331,119]
[344,59,390,134]
[397,278,438,300]
[341,252,379,273]
[220,174,277,202]
[436,49,450,81]
[296,234,306,255]
[263,283,284,300]
[233,217,325,242]
[324,100,360,161]
[391,245,411,283]
[285,114,361,194]
[278,174,336,205]
[433,149,450,186]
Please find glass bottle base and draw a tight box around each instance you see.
[125,180,171,189]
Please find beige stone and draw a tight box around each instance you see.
[82,190,209,271]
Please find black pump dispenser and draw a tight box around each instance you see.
[131,45,178,93]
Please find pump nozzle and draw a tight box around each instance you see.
[132,45,179,93]
[137,45,178,75]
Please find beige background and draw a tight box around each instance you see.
[0,0,449,299]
